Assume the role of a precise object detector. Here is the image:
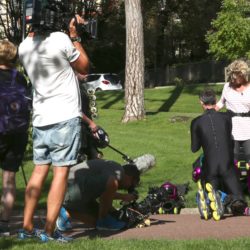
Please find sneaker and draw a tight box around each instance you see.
[96,214,126,231]
[18,228,40,240]
[230,200,247,215]
[56,207,72,232]
[0,221,10,236]
[196,180,210,220]
[38,229,73,243]
[206,183,224,221]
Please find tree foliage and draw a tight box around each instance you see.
[0,0,23,44]
[206,0,250,60]
[177,0,221,61]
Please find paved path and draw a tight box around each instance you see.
[9,209,250,240]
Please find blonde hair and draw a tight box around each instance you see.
[226,59,250,82]
[0,40,17,67]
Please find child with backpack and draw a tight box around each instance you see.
[0,40,31,236]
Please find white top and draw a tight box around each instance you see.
[217,82,250,140]
[19,32,82,126]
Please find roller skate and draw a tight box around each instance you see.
[205,183,224,221]
[87,89,98,118]
[196,180,211,220]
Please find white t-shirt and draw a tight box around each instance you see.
[19,32,82,126]
[217,82,250,141]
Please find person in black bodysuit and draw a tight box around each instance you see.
[191,89,248,215]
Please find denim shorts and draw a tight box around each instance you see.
[33,117,82,167]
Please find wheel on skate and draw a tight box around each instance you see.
[90,107,97,113]
[87,89,95,95]
[89,94,96,101]
[173,207,179,214]
[212,211,221,221]
[144,219,151,226]
[89,100,96,107]
[158,207,164,214]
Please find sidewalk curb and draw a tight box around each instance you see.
[180,208,199,214]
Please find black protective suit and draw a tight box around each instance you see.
[191,109,244,202]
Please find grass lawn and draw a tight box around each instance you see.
[2,237,250,249]
[1,83,250,249]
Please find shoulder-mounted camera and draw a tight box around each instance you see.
[24,0,97,39]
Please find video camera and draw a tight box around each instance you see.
[24,0,97,39]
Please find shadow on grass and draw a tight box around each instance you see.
[146,86,184,115]
[101,91,124,109]
[0,238,27,249]
[0,237,43,249]
[158,86,184,112]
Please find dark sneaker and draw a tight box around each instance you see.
[230,200,247,215]
[196,180,211,220]
[18,228,40,239]
[206,183,224,221]
[38,229,73,243]
[96,214,126,231]
[0,221,10,236]
[56,207,72,232]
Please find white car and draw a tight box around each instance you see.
[83,73,123,91]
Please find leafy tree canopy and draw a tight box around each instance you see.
[206,0,250,60]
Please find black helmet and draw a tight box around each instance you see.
[93,126,110,148]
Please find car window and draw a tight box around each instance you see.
[87,75,100,82]
[104,74,120,84]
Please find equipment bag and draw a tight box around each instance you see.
[0,69,31,134]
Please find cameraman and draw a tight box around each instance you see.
[56,159,140,231]
[18,13,90,242]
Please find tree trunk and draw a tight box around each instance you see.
[122,0,145,123]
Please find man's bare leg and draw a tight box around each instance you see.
[23,165,50,232]
[45,166,69,235]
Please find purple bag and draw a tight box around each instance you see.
[0,69,30,134]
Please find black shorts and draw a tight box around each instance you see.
[234,140,250,162]
[63,166,109,215]
[0,132,28,172]
[63,181,99,216]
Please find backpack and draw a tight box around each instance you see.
[0,69,31,134]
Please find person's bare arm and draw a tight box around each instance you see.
[114,192,137,202]
[82,113,97,131]
[69,15,89,74]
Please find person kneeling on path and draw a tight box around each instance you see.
[56,159,140,231]
[190,89,249,220]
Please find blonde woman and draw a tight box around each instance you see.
[216,60,250,186]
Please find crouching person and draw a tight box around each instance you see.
[56,159,140,231]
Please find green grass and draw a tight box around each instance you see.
[3,83,250,248]
[1,237,250,249]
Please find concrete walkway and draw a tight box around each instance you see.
[8,209,250,240]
